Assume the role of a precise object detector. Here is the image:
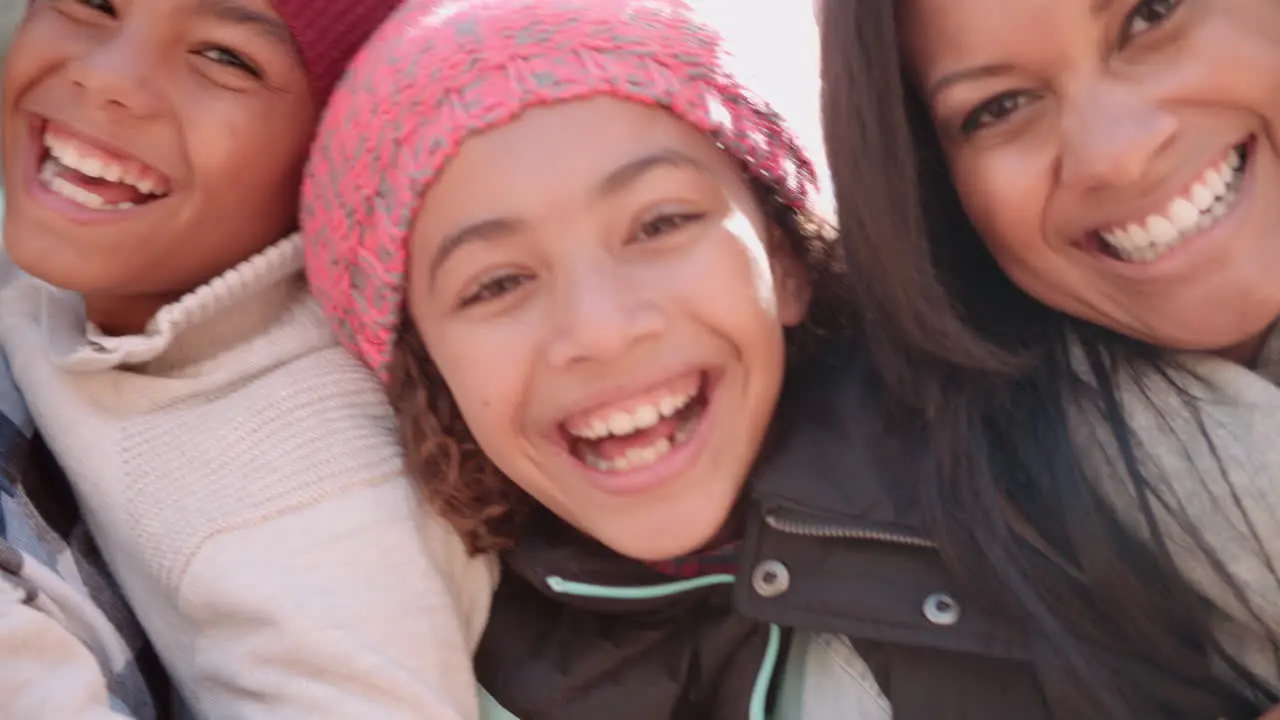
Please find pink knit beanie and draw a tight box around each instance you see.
[301,0,820,381]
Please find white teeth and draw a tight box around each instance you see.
[579,412,701,473]
[39,158,138,211]
[1145,214,1178,245]
[1205,169,1227,196]
[1098,144,1247,263]
[1189,183,1215,211]
[568,389,696,440]
[1165,198,1200,234]
[42,132,166,198]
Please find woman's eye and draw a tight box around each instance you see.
[1123,0,1182,43]
[636,212,706,242]
[960,92,1033,135]
[61,0,116,18]
[459,273,531,308]
[75,0,116,16]
[196,47,262,78]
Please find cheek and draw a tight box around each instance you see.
[950,151,1053,270]
[421,322,532,461]
[180,93,313,202]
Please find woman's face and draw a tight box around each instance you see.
[901,0,1280,360]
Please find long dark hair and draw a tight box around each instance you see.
[820,1,1279,717]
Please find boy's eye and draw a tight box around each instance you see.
[636,212,706,242]
[959,91,1034,136]
[459,273,532,308]
[195,47,263,79]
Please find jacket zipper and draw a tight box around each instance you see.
[764,513,936,548]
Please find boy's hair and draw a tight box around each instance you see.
[388,180,847,554]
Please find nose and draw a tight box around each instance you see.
[544,255,668,369]
[65,25,163,118]
[1058,81,1177,192]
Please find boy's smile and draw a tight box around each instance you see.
[23,118,171,220]
[2,0,315,334]
[407,98,811,562]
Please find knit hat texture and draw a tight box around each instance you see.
[270,0,402,103]
[301,0,820,380]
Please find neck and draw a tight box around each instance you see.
[83,292,186,336]
[1213,321,1278,368]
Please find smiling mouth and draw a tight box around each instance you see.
[1092,137,1252,263]
[562,373,710,474]
[35,122,172,211]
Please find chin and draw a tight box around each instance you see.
[597,514,732,564]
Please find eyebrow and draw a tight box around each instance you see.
[926,63,1016,103]
[195,0,296,50]
[929,1,1118,102]
[426,148,709,283]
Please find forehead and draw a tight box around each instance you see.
[900,0,1076,73]
[130,0,298,51]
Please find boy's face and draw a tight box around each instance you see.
[2,0,315,327]
[407,97,811,562]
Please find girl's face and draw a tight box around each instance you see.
[406,97,810,561]
[902,0,1280,361]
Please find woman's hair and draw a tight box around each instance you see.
[821,1,1278,717]
[387,176,848,554]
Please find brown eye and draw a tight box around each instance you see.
[459,273,532,308]
[1123,0,1182,43]
[960,91,1033,135]
[636,212,706,242]
[195,46,262,78]
[77,0,116,16]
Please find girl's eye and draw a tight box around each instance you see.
[960,91,1033,136]
[459,273,532,308]
[635,212,706,242]
[196,47,262,78]
[1122,0,1182,43]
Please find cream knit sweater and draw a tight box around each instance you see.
[0,235,497,719]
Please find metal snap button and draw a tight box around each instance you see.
[751,559,791,598]
[922,592,961,626]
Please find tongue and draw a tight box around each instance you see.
[588,415,680,462]
[55,163,150,205]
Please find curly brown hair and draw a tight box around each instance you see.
[387,178,849,555]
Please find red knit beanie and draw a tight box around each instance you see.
[270,0,402,103]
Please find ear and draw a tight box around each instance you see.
[768,227,812,328]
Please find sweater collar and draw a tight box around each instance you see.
[42,234,306,374]
[1255,321,1280,385]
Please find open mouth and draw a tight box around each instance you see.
[1091,137,1253,264]
[35,121,172,212]
[561,372,711,474]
